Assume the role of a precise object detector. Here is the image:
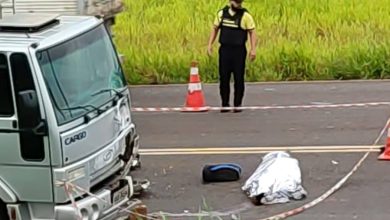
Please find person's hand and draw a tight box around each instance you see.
[207,46,213,56]
[249,49,256,61]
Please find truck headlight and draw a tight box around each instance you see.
[66,167,86,182]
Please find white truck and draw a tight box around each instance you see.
[0,13,143,220]
[0,0,123,33]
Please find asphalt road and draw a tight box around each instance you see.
[128,80,390,220]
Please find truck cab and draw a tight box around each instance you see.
[0,13,141,220]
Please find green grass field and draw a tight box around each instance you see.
[113,0,390,84]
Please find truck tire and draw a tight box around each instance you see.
[0,200,9,220]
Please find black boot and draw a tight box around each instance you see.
[233,106,243,113]
[220,105,230,113]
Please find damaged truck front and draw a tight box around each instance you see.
[0,13,142,220]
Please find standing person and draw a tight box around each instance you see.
[207,0,257,113]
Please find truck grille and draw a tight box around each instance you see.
[90,159,123,187]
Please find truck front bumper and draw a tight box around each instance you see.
[55,176,136,220]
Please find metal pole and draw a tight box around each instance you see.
[0,2,3,19]
[12,0,15,14]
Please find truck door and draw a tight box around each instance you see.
[0,52,53,204]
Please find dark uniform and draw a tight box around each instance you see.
[214,5,255,109]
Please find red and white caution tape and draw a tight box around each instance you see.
[131,102,390,112]
[63,184,82,220]
[258,118,390,220]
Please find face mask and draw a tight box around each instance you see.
[231,5,241,12]
[230,2,242,11]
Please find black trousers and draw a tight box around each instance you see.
[218,45,247,107]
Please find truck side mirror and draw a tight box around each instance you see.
[17,90,47,136]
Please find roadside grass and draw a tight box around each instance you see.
[114,0,390,84]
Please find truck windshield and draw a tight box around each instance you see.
[37,24,126,125]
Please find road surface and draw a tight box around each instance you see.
[129,80,390,220]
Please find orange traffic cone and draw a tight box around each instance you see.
[182,61,208,112]
[379,126,390,160]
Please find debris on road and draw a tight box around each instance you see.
[242,151,307,205]
[127,203,148,220]
[133,179,151,196]
[231,214,240,220]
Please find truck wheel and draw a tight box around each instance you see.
[0,200,10,220]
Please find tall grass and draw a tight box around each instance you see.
[114,0,390,84]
